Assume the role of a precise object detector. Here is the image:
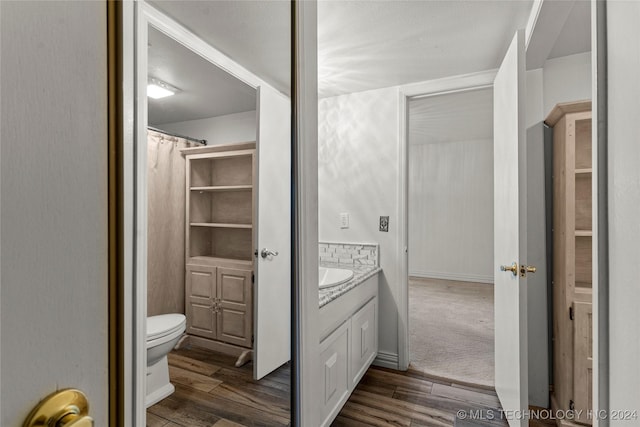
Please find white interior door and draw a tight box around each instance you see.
[493,29,529,427]
[254,85,291,380]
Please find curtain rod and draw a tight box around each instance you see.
[147,126,207,145]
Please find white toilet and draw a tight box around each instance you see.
[146,313,186,408]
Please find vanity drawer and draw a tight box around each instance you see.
[350,297,377,387]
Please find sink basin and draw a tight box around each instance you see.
[319,267,354,289]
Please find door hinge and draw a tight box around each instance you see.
[569,400,575,411]
[251,273,255,284]
[251,334,255,345]
[569,306,574,320]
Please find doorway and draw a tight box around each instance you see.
[406,87,495,387]
[134,3,291,425]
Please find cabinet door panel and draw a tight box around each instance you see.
[186,264,216,339]
[573,301,593,422]
[217,267,252,348]
[350,297,377,387]
[191,269,215,298]
[320,321,350,427]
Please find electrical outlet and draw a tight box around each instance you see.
[340,212,349,229]
[379,216,389,232]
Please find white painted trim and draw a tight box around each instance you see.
[373,351,400,370]
[525,0,544,49]
[134,5,149,426]
[399,69,497,97]
[409,270,494,285]
[591,2,605,424]
[396,89,410,371]
[397,69,497,376]
[120,2,141,426]
[295,2,321,425]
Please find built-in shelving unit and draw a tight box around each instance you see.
[546,100,592,425]
[182,143,257,365]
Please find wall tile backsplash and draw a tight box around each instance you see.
[319,242,379,266]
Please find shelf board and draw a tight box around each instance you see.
[190,222,252,229]
[575,230,593,237]
[575,168,593,175]
[191,185,252,192]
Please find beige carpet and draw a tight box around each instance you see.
[409,277,495,387]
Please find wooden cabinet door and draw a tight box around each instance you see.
[185,264,217,340]
[573,301,593,423]
[217,267,253,348]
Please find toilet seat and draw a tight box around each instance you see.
[147,313,186,342]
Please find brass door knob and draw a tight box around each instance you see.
[23,389,93,427]
[500,262,518,276]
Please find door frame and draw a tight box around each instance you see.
[122,2,290,424]
[396,70,497,370]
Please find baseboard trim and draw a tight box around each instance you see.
[373,351,399,370]
[409,270,494,284]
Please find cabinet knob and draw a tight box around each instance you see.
[23,389,93,427]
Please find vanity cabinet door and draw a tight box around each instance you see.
[217,267,253,348]
[319,320,350,427]
[186,264,217,340]
[350,297,377,387]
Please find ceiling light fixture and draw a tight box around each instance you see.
[147,78,179,99]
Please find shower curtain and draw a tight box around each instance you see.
[147,129,198,316]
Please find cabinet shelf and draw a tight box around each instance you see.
[575,230,593,237]
[190,222,252,229]
[191,185,252,192]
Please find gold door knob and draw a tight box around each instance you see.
[23,389,93,427]
[500,262,518,276]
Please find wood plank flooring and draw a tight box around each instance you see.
[147,347,554,427]
[147,346,291,427]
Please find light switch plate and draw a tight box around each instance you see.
[340,212,349,229]
[379,216,389,232]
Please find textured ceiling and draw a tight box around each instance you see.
[147,26,256,125]
[147,0,590,122]
[149,0,291,96]
[317,0,533,97]
[409,88,493,145]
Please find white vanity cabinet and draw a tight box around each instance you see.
[318,273,379,427]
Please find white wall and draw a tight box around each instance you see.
[0,2,108,425]
[543,52,591,116]
[157,110,257,146]
[408,139,494,283]
[318,87,401,360]
[607,2,640,421]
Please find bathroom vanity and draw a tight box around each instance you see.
[318,242,381,426]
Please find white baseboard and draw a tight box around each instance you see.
[373,351,399,369]
[409,270,494,284]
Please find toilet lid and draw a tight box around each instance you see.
[147,313,186,341]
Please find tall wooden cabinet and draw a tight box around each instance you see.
[546,101,592,425]
[182,142,256,365]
